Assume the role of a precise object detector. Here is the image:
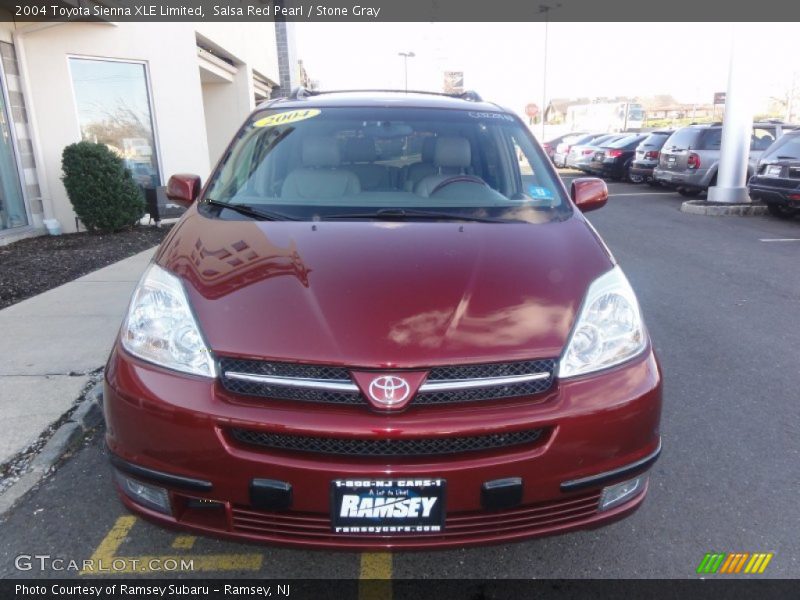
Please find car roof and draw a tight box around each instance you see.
[259,90,507,113]
[681,121,795,130]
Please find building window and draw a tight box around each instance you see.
[0,74,26,230]
[69,58,160,189]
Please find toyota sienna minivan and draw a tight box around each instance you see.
[105,89,662,549]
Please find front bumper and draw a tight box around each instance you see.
[104,346,663,550]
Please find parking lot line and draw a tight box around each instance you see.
[360,552,392,578]
[79,515,263,575]
[83,515,135,568]
[359,553,393,600]
[759,238,800,242]
[171,535,196,550]
[610,192,674,196]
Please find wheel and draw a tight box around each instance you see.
[767,203,797,219]
[647,179,660,187]
[628,172,644,184]
[677,187,701,197]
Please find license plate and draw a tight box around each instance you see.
[331,479,446,534]
[667,155,676,164]
[765,165,783,177]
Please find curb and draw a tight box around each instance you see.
[680,200,768,216]
[0,380,104,516]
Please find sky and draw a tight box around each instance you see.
[294,22,798,120]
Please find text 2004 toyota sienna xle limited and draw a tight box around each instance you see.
[105,90,662,549]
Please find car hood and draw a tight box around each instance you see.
[157,210,613,367]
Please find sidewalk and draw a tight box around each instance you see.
[0,247,157,466]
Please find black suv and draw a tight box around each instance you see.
[748,129,800,219]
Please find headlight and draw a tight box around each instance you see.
[559,266,646,378]
[121,264,216,377]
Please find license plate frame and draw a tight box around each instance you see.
[331,478,446,535]
[765,165,783,177]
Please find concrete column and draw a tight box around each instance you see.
[707,26,754,204]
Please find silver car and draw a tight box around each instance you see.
[551,132,597,167]
[566,134,627,171]
[653,121,798,196]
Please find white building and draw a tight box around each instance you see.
[0,20,284,241]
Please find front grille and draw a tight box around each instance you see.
[219,358,556,407]
[230,491,601,542]
[219,358,362,404]
[417,359,556,405]
[229,428,545,457]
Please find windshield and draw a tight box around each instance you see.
[640,132,671,148]
[203,106,570,224]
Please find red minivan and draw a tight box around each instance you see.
[105,90,662,550]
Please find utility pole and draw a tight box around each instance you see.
[398,51,415,92]
[540,7,549,140]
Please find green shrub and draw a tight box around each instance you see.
[61,141,145,233]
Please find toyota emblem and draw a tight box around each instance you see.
[368,376,411,406]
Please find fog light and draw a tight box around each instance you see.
[599,475,647,511]
[115,470,172,515]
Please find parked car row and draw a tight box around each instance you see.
[652,120,797,197]
[546,120,800,220]
[545,130,657,182]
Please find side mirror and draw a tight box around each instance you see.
[166,174,202,207]
[571,177,608,212]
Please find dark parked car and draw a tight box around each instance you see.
[542,131,587,163]
[748,129,800,219]
[628,130,674,184]
[105,89,662,550]
[587,134,649,181]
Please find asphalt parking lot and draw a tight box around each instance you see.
[1,172,798,582]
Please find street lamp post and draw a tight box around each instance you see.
[398,51,415,92]
[538,4,560,140]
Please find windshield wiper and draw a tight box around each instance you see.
[320,207,512,224]
[205,199,298,221]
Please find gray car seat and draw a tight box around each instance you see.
[403,137,438,191]
[281,136,361,199]
[343,137,393,191]
[415,137,475,197]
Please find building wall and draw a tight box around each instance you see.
[273,21,299,98]
[1,21,280,235]
[15,23,207,232]
[195,22,278,82]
